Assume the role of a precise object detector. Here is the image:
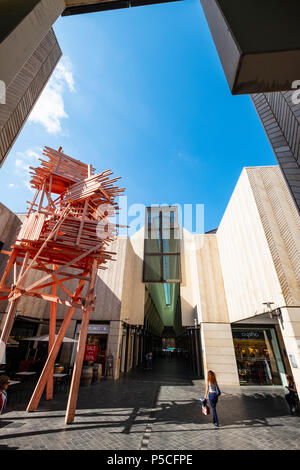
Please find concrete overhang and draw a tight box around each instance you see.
[200,0,300,95]
[233,312,279,326]
[62,0,182,16]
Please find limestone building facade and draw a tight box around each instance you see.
[1,165,300,391]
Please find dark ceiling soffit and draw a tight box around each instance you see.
[62,0,182,16]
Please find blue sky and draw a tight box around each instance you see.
[0,0,276,232]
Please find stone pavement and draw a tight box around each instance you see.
[0,358,299,450]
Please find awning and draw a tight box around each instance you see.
[23,335,77,343]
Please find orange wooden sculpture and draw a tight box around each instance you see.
[0,146,124,423]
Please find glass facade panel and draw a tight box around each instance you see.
[144,207,181,282]
[232,327,285,386]
[145,228,161,253]
[162,228,179,253]
[163,255,180,281]
[144,255,161,282]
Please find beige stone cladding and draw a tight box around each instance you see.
[0,0,64,89]
[201,323,240,386]
[247,167,300,389]
[180,227,239,385]
[180,228,201,326]
[0,203,22,324]
[121,230,145,326]
[106,320,123,379]
[195,233,229,324]
[0,28,62,167]
[217,166,300,390]
[217,167,284,323]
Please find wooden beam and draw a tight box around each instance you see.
[65,260,98,424]
[15,243,102,297]
[37,180,46,212]
[26,275,88,412]
[17,206,71,286]
[76,198,88,246]
[0,299,21,364]
[8,290,84,310]
[1,145,124,424]
[54,278,74,299]
[29,276,78,291]
[46,264,57,401]
[0,252,29,364]
[0,249,17,288]
[27,189,39,218]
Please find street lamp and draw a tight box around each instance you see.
[262,302,281,319]
[262,302,274,318]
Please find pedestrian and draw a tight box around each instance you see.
[144,352,149,371]
[0,375,10,415]
[285,375,299,415]
[205,370,221,428]
[148,352,153,370]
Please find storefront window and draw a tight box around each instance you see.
[232,327,285,386]
[86,333,107,364]
[73,324,109,373]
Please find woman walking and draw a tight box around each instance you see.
[285,375,298,415]
[205,370,221,428]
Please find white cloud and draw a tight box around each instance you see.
[12,148,42,190]
[28,56,75,134]
[55,57,75,93]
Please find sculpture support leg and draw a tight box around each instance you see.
[65,307,91,424]
[46,265,57,400]
[65,260,98,424]
[0,251,28,364]
[0,249,17,288]
[0,298,20,364]
[26,277,86,412]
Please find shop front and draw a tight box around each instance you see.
[73,323,110,374]
[232,326,287,386]
[4,317,46,374]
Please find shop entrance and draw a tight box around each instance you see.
[127,283,203,380]
[72,323,109,375]
[232,326,288,386]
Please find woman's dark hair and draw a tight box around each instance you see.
[0,375,10,389]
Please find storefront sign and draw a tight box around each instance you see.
[241,332,260,339]
[84,345,98,362]
[87,325,109,334]
[76,324,110,335]
[233,330,263,340]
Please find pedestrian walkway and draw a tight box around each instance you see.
[0,357,299,450]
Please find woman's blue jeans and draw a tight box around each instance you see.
[208,393,219,425]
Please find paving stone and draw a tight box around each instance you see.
[0,358,299,450]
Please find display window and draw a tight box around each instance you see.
[86,334,107,364]
[73,324,109,373]
[232,327,286,386]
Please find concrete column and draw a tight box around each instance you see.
[0,0,65,88]
[280,307,300,391]
[106,320,123,380]
[201,322,240,386]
